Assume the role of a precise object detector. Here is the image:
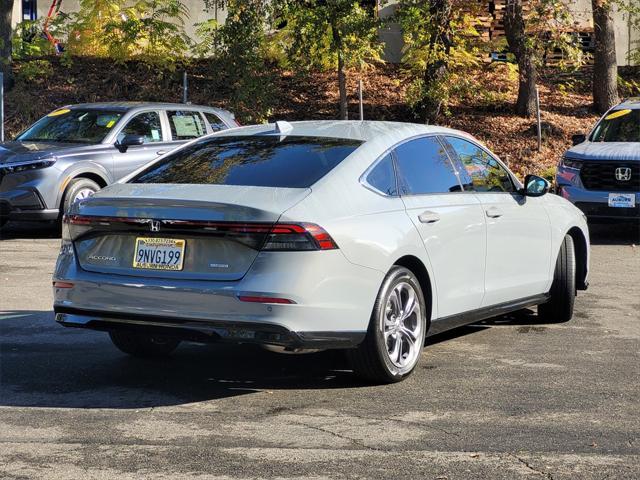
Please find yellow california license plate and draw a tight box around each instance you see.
[133,237,186,271]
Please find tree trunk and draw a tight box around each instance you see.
[0,0,13,90]
[337,50,348,120]
[418,0,451,124]
[331,20,348,121]
[592,0,618,113]
[504,0,537,117]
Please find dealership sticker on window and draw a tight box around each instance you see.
[48,108,71,117]
[608,193,635,208]
[605,109,631,120]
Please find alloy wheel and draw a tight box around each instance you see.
[381,281,422,374]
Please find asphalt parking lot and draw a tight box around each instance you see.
[1,221,639,479]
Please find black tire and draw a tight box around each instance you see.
[61,178,101,216]
[109,331,180,358]
[538,235,576,322]
[347,266,427,384]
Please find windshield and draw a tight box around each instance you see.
[591,109,640,142]
[130,135,363,188]
[17,109,123,144]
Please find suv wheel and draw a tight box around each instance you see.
[348,266,427,383]
[538,235,576,322]
[62,178,100,216]
[109,331,180,358]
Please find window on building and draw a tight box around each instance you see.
[22,0,37,21]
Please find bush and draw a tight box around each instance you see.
[15,59,54,83]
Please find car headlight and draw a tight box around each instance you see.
[561,156,583,170]
[0,158,56,174]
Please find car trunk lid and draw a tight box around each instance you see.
[69,183,310,281]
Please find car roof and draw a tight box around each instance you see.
[214,120,471,143]
[615,97,640,110]
[63,102,231,114]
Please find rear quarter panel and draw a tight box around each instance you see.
[280,138,441,319]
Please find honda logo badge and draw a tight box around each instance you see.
[150,220,161,232]
[615,167,632,181]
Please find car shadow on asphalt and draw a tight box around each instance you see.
[0,310,368,410]
[588,223,639,246]
[0,221,60,240]
[1,307,567,410]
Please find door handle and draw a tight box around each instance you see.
[418,210,440,224]
[486,207,503,218]
[156,150,168,156]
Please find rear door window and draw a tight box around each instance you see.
[203,111,228,132]
[131,135,363,188]
[117,111,163,143]
[445,136,515,193]
[167,110,207,140]
[393,137,461,195]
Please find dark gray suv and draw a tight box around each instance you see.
[0,102,238,227]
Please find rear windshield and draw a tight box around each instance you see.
[130,135,363,188]
[590,109,639,142]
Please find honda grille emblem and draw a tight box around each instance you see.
[150,220,161,232]
[615,167,632,182]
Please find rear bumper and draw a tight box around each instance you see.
[53,248,383,347]
[55,308,365,350]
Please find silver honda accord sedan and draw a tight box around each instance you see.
[53,120,590,383]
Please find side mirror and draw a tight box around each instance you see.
[521,174,550,197]
[571,134,586,146]
[116,134,145,153]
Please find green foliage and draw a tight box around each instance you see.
[15,59,54,83]
[213,0,276,123]
[193,19,220,58]
[618,75,640,97]
[283,1,383,73]
[526,0,584,69]
[61,0,192,68]
[280,0,382,119]
[616,0,640,65]
[540,165,557,183]
[12,20,56,58]
[395,1,483,120]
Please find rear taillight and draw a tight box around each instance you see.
[262,223,338,251]
[61,215,338,251]
[62,214,93,242]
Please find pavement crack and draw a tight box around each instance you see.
[291,421,383,452]
[507,453,555,479]
[301,411,462,439]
